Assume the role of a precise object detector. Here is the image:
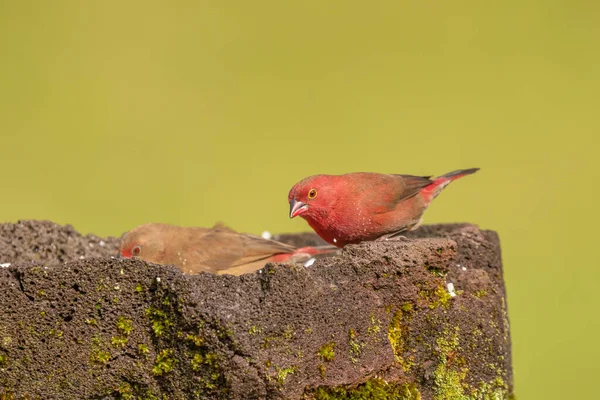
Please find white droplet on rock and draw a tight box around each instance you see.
[447,282,457,297]
[0,263,10,268]
[303,258,316,267]
[261,231,272,240]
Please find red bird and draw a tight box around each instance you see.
[119,223,338,276]
[288,168,479,247]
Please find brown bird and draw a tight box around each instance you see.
[118,223,338,276]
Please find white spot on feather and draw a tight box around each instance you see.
[333,238,337,243]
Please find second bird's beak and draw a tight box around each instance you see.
[289,199,308,219]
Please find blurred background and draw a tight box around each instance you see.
[1,1,598,398]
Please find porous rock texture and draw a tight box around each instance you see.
[0,220,513,399]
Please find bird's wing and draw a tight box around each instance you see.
[185,228,297,274]
[365,174,433,214]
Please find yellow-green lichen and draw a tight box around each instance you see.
[310,378,421,400]
[420,284,453,309]
[0,352,8,367]
[348,329,363,363]
[318,342,335,362]
[368,314,382,337]
[387,305,415,372]
[432,327,510,400]
[473,290,488,298]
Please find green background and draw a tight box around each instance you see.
[1,1,598,398]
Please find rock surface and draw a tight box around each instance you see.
[0,220,513,399]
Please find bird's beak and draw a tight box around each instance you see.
[289,199,308,219]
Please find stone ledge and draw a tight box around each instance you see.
[0,220,513,399]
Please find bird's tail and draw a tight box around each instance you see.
[420,168,479,203]
[294,245,340,257]
[271,245,341,265]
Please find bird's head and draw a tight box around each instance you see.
[288,174,339,220]
[118,223,168,263]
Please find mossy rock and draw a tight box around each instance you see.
[0,220,513,399]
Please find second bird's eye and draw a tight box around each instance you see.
[308,189,317,199]
[131,245,141,256]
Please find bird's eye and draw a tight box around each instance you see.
[308,189,317,199]
[131,245,141,256]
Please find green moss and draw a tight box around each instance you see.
[48,329,63,338]
[111,336,128,347]
[310,378,421,399]
[318,342,335,362]
[318,364,326,378]
[137,343,150,357]
[85,318,97,326]
[190,351,223,391]
[0,352,8,367]
[473,290,488,298]
[276,365,297,384]
[426,264,446,277]
[145,307,174,337]
[116,316,133,335]
[91,349,110,364]
[90,335,111,365]
[134,283,143,293]
[152,349,175,376]
[282,325,295,340]
[248,326,261,335]
[401,303,414,313]
[116,382,133,399]
[185,333,205,346]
